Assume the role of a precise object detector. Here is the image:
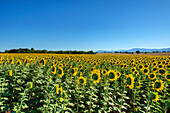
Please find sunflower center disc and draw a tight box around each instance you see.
[127,77,132,85]
[150,93,156,100]
[58,69,62,74]
[109,72,115,79]
[92,74,98,80]
[150,74,155,78]
[144,69,148,73]
[155,82,161,88]
[167,75,170,79]
[79,79,84,84]
[159,69,165,74]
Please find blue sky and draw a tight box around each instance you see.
[0,0,170,52]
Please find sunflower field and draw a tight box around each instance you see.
[0,53,170,113]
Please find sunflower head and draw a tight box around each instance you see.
[77,76,86,85]
[58,67,64,77]
[102,69,107,75]
[148,73,156,80]
[158,68,167,76]
[91,70,101,83]
[51,65,57,75]
[116,71,121,78]
[142,68,150,75]
[152,80,164,91]
[130,68,136,73]
[126,74,134,89]
[152,67,157,72]
[9,70,12,76]
[138,64,144,70]
[150,92,159,102]
[78,64,83,70]
[136,82,141,88]
[165,74,170,81]
[107,70,117,81]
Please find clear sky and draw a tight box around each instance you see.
[0,0,170,52]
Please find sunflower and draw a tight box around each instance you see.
[16,60,22,65]
[60,86,63,94]
[51,65,57,75]
[152,80,164,91]
[58,63,63,67]
[56,84,63,94]
[84,66,87,70]
[150,92,159,102]
[165,74,170,81]
[9,70,12,76]
[126,74,134,89]
[116,71,121,78]
[39,58,46,66]
[148,73,156,80]
[130,67,136,73]
[69,67,78,76]
[157,64,164,69]
[58,67,64,77]
[102,69,107,75]
[60,97,63,102]
[142,68,150,75]
[152,66,157,73]
[119,64,124,69]
[165,63,170,69]
[107,70,117,81]
[144,64,149,68]
[77,76,86,85]
[56,84,59,94]
[134,70,139,76]
[78,64,83,70]
[138,64,144,70]
[152,62,157,67]
[30,82,33,89]
[158,68,167,76]
[91,70,101,83]
[136,82,141,88]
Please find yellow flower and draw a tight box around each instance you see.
[165,74,170,81]
[51,65,56,75]
[56,84,59,94]
[91,70,101,83]
[78,64,83,70]
[152,80,164,91]
[77,76,86,85]
[116,71,121,78]
[148,73,156,80]
[158,68,167,76]
[102,69,107,75]
[136,82,141,88]
[60,86,63,94]
[107,70,117,81]
[69,67,78,76]
[60,97,63,102]
[150,92,159,102]
[126,74,134,89]
[130,67,136,73]
[142,68,150,75]
[9,70,12,76]
[137,64,144,70]
[30,82,33,88]
[58,67,64,77]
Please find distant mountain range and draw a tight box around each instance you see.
[96,48,170,53]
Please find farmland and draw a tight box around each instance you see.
[0,53,170,113]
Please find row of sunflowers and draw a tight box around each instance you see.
[0,53,170,113]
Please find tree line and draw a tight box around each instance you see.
[3,48,96,54]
